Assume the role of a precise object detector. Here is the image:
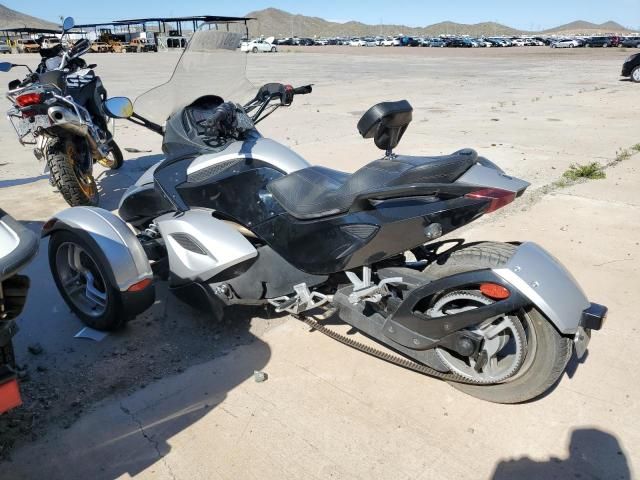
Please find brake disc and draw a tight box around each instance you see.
[431,292,527,384]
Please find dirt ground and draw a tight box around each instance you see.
[0,46,638,479]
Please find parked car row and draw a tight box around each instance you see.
[3,37,158,54]
[272,34,640,49]
[550,35,640,48]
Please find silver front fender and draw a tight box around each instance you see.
[493,242,590,334]
[42,207,152,291]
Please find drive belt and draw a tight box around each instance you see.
[296,314,486,385]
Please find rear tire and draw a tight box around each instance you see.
[47,138,98,206]
[631,66,640,83]
[423,242,572,403]
[48,230,129,330]
[252,47,258,53]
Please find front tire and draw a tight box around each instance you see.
[97,139,124,170]
[423,242,572,403]
[252,47,258,53]
[631,66,640,83]
[47,138,99,206]
[49,230,129,330]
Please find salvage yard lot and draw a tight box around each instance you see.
[1,46,638,479]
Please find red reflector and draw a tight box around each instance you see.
[16,92,43,108]
[465,188,516,214]
[0,378,22,414]
[127,278,152,292]
[480,283,511,300]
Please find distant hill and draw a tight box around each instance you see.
[246,8,636,38]
[246,8,521,37]
[544,20,633,35]
[0,3,58,30]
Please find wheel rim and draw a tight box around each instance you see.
[633,68,640,82]
[96,148,117,168]
[55,242,108,317]
[431,292,528,383]
[66,141,98,200]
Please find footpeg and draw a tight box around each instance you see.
[268,283,329,314]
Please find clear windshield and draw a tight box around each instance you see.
[134,22,255,125]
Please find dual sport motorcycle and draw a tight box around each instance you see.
[1,17,123,207]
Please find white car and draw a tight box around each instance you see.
[512,39,526,47]
[349,38,366,47]
[382,37,394,47]
[0,41,10,54]
[552,39,579,48]
[241,37,277,53]
[41,37,61,49]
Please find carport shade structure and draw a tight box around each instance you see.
[111,16,255,36]
[0,27,61,43]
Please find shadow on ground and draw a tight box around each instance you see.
[492,428,631,480]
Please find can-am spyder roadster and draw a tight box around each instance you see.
[42,22,606,403]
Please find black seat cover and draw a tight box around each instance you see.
[268,149,477,219]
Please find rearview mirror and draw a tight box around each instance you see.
[103,97,134,119]
[62,17,75,32]
[0,62,13,73]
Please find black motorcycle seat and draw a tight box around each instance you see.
[267,149,477,219]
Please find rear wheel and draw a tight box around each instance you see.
[631,66,640,83]
[48,230,129,330]
[422,242,572,403]
[47,137,98,206]
[271,46,277,53]
[252,47,258,53]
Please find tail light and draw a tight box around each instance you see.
[16,92,43,107]
[465,188,516,214]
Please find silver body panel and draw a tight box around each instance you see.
[456,163,530,193]
[118,163,160,210]
[119,138,309,209]
[187,137,310,176]
[155,209,257,283]
[0,219,19,259]
[493,242,590,334]
[44,207,153,291]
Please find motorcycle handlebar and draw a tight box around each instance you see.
[293,85,313,95]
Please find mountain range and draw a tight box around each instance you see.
[0,4,57,30]
[245,8,635,38]
[0,3,635,37]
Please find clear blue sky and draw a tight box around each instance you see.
[4,0,639,30]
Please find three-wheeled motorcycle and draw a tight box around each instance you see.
[42,20,606,403]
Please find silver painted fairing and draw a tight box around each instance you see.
[155,208,257,283]
[118,162,160,211]
[187,136,310,177]
[456,162,530,194]
[42,207,152,291]
[119,135,310,210]
[493,242,591,334]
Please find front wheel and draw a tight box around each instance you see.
[252,47,258,53]
[97,139,124,170]
[631,66,640,83]
[49,230,129,330]
[422,242,572,403]
[271,46,277,52]
[47,137,99,206]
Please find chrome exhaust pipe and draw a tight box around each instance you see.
[47,106,102,159]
